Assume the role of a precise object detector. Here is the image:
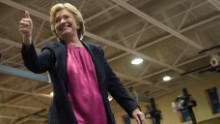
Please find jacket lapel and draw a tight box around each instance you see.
[57,41,68,91]
[82,42,105,85]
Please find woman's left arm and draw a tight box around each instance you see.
[97,46,145,123]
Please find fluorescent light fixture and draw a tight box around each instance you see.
[50,92,54,96]
[131,58,143,65]
[108,95,113,101]
[163,75,172,81]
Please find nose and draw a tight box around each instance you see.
[60,18,66,24]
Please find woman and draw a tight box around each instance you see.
[19,3,145,124]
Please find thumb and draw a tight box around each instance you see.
[25,10,30,18]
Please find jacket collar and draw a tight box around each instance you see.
[82,42,105,85]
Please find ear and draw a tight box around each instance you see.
[76,22,80,29]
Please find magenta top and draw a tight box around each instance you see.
[66,45,108,124]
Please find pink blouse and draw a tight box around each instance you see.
[66,45,108,124]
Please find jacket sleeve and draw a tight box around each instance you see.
[97,46,139,117]
[21,42,55,74]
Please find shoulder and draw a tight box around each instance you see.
[42,42,60,48]
[42,42,64,51]
[83,41,105,57]
[83,41,102,51]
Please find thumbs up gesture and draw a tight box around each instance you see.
[19,10,33,46]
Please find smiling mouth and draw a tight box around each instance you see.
[60,25,71,31]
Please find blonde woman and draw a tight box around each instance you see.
[19,3,145,124]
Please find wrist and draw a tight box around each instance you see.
[133,107,141,112]
[132,107,141,117]
[23,35,32,46]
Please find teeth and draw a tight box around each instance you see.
[61,25,69,31]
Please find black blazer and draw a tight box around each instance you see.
[21,41,138,124]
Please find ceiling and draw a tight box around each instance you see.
[0,0,220,123]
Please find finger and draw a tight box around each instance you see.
[21,21,31,26]
[19,19,26,24]
[25,10,31,18]
[19,23,26,29]
[19,25,30,30]
[138,113,143,119]
[137,115,142,124]
[20,19,27,25]
[19,28,29,32]
[141,117,145,123]
[137,113,145,124]
[19,25,26,29]
[19,20,31,29]
[19,26,30,32]
[19,20,28,25]
[22,18,32,28]
[134,115,141,124]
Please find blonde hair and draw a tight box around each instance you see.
[50,3,85,40]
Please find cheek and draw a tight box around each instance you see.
[54,24,58,30]
[70,19,78,28]
[54,25,60,36]
[54,25,60,34]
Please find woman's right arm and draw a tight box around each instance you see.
[21,43,54,73]
[19,11,53,73]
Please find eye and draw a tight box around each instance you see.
[56,17,61,23]
[64,15,69,19]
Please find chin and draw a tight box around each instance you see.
[60,33,74,39]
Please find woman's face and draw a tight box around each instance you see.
[54,9,78,40]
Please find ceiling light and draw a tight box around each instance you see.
[108,95,113,101]
[50,92,54,96]
[131,58,143,65]
[163,75,172,82]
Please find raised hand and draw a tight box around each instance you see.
[19,10,33,46]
